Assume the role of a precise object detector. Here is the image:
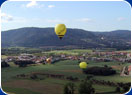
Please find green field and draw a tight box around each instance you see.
[42,49,93,56]
[1,59,131,94]
[1,55,8,59]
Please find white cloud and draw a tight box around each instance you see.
[21,1,44,8]
[48,5,55,8]
[1,13,27,23]
[117,17,125,21]
[26,1,38,8]
[1,13,6,17]
[1,13,14,23]
[76,18,93,22]
[22,2,54,9]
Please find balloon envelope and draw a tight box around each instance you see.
[46,58,51,64]
[55,24,66,39]
[79,62,87,69]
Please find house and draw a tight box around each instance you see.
[128,65,131,75]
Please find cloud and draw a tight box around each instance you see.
[26,1,38,8]
[21,1,44,8]
[117,17,125,21]
[1,13,27,23]
[1,13,6,17]
[22,2,54,9]
[1,13,14,23]
[76,18,93,22]
[48,5,55,8]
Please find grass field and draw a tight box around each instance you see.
[1,59,131,94]
[117,50,131,53]
[42,49,93,56]
[2,78,117,94]
[1,55,8,59]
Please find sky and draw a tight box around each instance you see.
[1,1,131,31]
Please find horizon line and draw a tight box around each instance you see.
[1,26,131,32]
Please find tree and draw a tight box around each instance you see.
[123,85,130,92]
[115,87,120,93]
[86,75,93,80]
[14,60,35,67]
[83,66,116,76]
[78,80,95,94]
[1,61,10,68]
[30,74,38,79]
[64,85,69,94]
[104,65,108,68]
[63,82,75,94]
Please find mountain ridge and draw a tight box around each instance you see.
[2,27,131,50]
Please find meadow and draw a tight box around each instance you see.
[1,59,131,94]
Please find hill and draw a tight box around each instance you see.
[1,27,131,50]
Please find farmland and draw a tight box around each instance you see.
[1,49,131,94]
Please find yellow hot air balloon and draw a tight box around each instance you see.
[55,24,67,39]
[79,62,87,69]
[46,58,52,64]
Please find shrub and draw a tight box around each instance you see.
[1,61,10,68]
[83,66,116,76]
[115,87,120,93]
[78,80,95,94]
[86,75,93,80]
[63,82,75,94]
[122,85,130,92]
[14,60,35,67]
[30,74,38,79]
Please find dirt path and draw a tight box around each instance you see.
[120,66,130,76]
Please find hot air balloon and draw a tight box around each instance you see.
[79,62,87,69]
[46,58,52,64]
[55,24,67,39]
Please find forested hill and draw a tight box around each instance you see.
[1,27,131,50]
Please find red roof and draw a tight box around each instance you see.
[128,65,131,72]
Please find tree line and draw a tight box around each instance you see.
[83,66,116,76]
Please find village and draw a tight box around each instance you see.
[2,50,131,64]
[2,50,131,76]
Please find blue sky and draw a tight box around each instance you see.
[1,1,131,31]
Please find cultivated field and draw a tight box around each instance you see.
[1,49,131,94]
